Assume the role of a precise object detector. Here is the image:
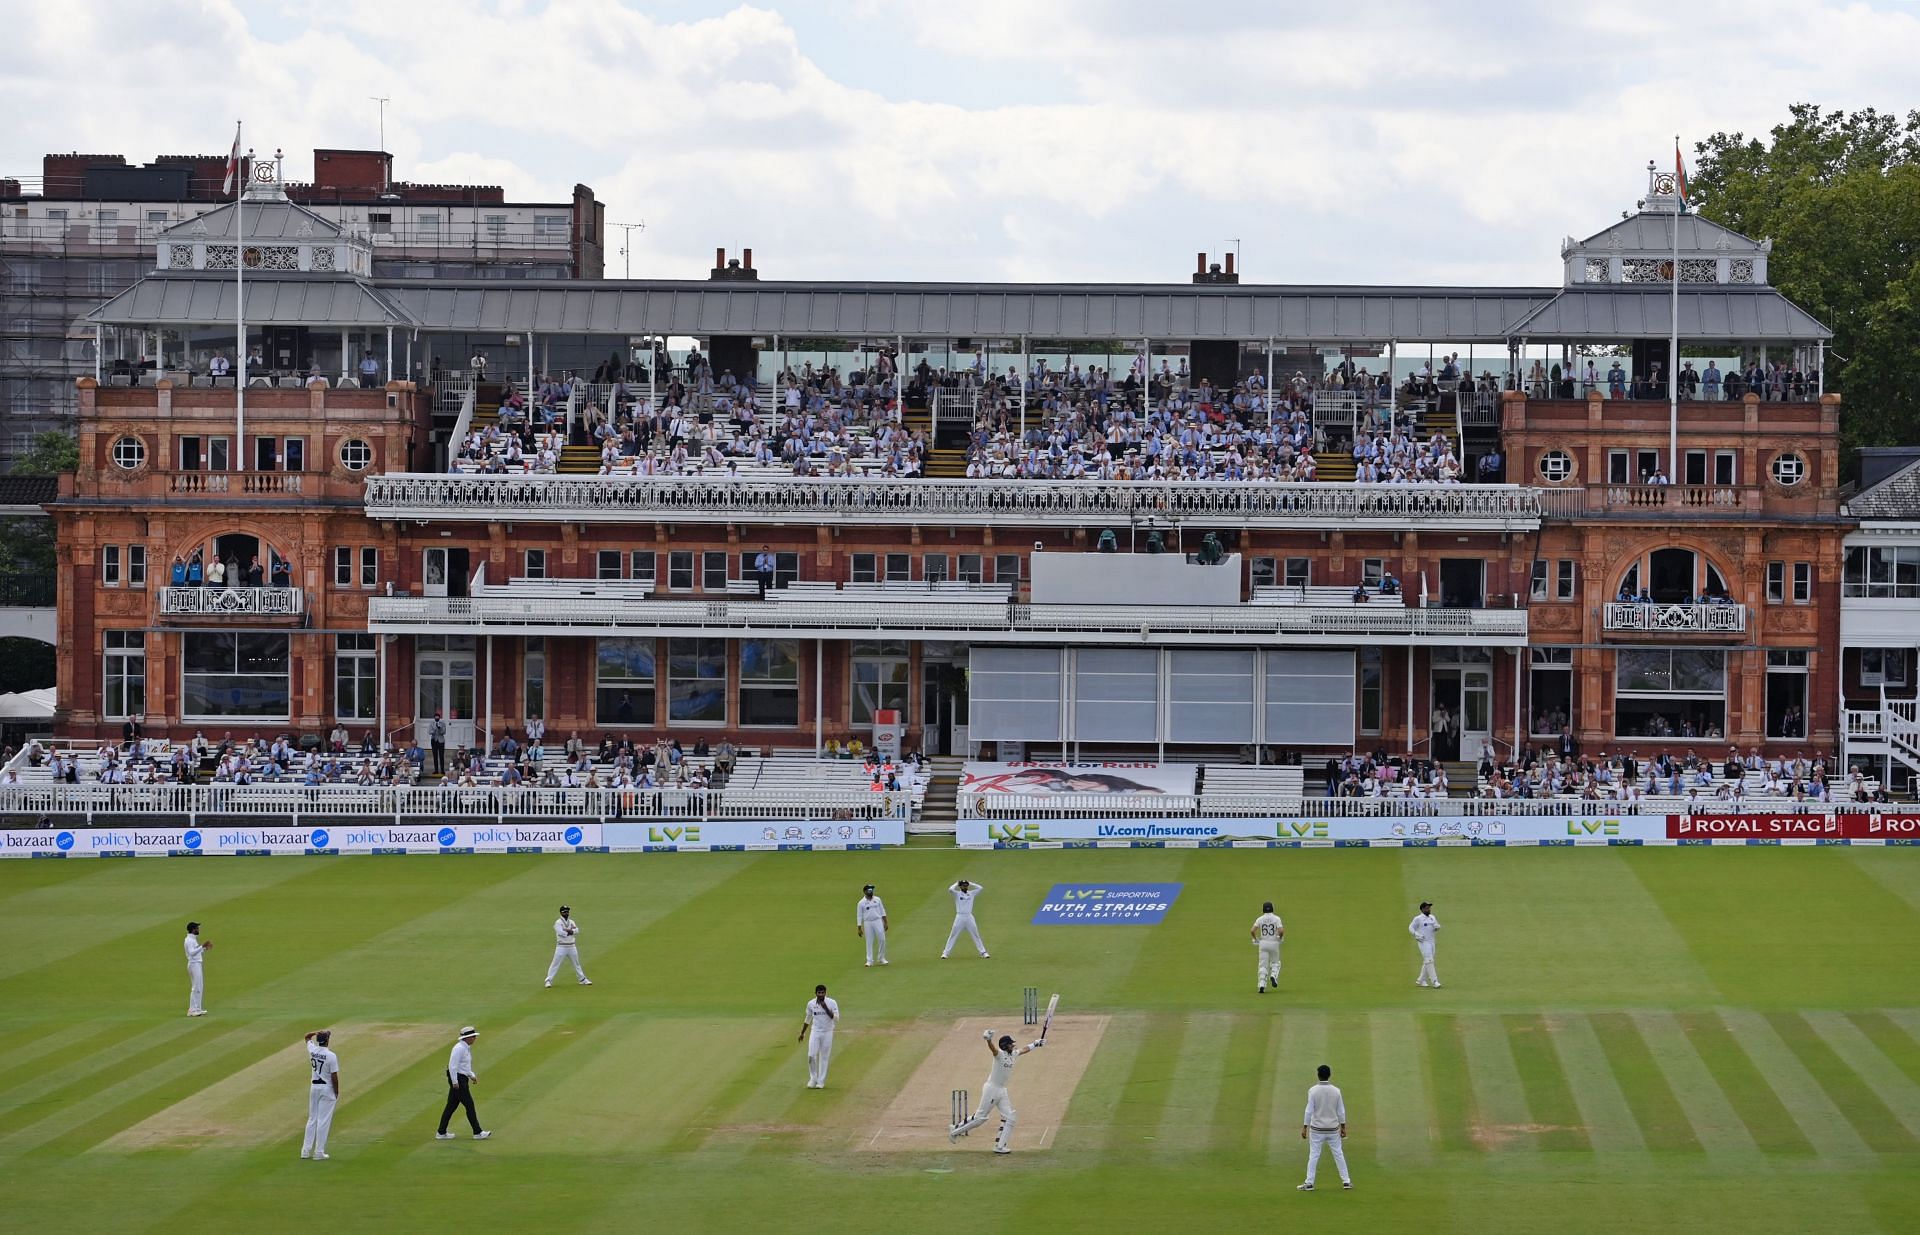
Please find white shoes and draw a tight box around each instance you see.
[544,980,553,988]
[1297,1183,1314,1191]
[980,952,991,959]
[312,1153,329,1161]
[948,1125,959,1143]
[579,979,593,985]
[474,1131,491,1140]
[879,960,889,966]
[993,1146,1011,1155]
[435,1133,456,1140]
[188,1010,206,1017]
[864,962,872,967]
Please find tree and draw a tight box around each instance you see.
[1690,105,1920,460]
[10,430,77,477]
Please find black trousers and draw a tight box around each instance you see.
[440,1074,482,1134]
[431,741,446,775]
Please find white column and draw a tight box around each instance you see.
[1264,339,1273,424]
[340,329,350,383]
[1018,336,1028,441]
[94,324,103,381]
[1512,647,1522,760]
[484,635,494,755]
[378,634,389,752]
[814,639,824,757]
[1405,647,1415,756]
[896,333,904,421]
[528,333,536,390]
[385,326,393,385]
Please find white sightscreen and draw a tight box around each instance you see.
[1263,649,1356,744]
[1167,649,1256,743]
[1071,648,1160,742]
[969,647,1064,742]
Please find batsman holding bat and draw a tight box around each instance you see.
[950,1029,1043,1154]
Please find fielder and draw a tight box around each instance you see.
[183,921,210,1016]
[301,1030,340,1160]
[544,904,592,987]
[1410,901,1442,988]
[1252,900,1285,994]
[950,1030,1043,1154]
[1297,1064,1352,1190]
[798,984,839,1088]
[940,879,990,959]
[856,884,889,966]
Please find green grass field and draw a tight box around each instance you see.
[3,845,1918,1234]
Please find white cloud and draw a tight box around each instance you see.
[3,0,1918,287]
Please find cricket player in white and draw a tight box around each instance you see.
[1297,1064,1352,1190]
[798,984,839,1088]
[544,904,592,987]
[1410,900,1442,987]
[183,921,210,1016]
[1252,900,1285,994]
[856,884,889,966]
[301,1030,340,1160]
[940,879,989,959]
[950,1030,1042,1154]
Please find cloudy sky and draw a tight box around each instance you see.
[5,0,1918,285]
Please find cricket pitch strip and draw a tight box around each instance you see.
[865,1015,1109,1153]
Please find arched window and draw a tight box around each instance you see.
[1617,547,1729,604]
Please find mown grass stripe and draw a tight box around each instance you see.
[1501,1013,1589,1152]
[0,1020,249,1140]
[1628,1011,1759,1158]
[1458,1013,1540,1158]
[1670,1011,1811,1156]
[1263,1010,1326,1165]
[1778,1011,1920,1151]
[1203,1012,1271,1156]
[1851,1011,1920,1092]
[1104,1012,1182,1155]
[1237,1015,1282,1159]
[0,1019,165,1094]
[1369,1010,1434,1164]
[1326,1012,1371,1168]
[1587,1012,1702,1153]
[29,1022,304,1156]
[1716,1008,1871,1160]
[1809,1012,1920,1140]
[1155,1012,1232,1150]
[1419,1013,1477,1154]
[1547,1013,1645,1154]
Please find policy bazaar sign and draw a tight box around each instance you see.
[1033,883,1183,924]
[958,816,1667,845]
[0,823,602,857]
[603,819,906,850]
[1666,814,1920,840]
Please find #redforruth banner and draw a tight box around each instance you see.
[960,762,1198,796]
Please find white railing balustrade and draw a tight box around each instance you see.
[1601,602,1746,634]
[362,474,1544,530]
[159,587,305,617]
[0,783,908,824]
[956,792,1876,820]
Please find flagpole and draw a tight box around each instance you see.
[235,128,246,455]
[1669,137,1681,482]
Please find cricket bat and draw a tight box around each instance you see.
[1039,993,1060,1041]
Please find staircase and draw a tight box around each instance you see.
[1440,760,1478,798]
[914,756,965,833]
[925,448,969,478]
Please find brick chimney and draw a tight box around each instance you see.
[1192,252,1238,285]
[709,246,759,282]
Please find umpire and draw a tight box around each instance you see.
[435,1026,491,1140]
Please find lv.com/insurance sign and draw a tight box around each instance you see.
[1032,882,1183,924]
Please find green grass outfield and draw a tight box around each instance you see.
[2,845,1918,1234]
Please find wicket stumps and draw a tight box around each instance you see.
[1023,987,1039,1026]
[951,1088,971,1134]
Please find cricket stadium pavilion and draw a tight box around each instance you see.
[45,162,1852,783]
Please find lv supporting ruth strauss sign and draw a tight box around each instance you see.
[1032,882,1183,924]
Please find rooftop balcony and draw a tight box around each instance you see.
[361,474,1544,532]
[159,586,304,618]
[365,579,1531,645]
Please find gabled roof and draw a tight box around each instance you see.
[1845,458,1920,520]
[1504,287,1829,342]
[0,474,58,511]
[1567,211,1767,255]
[85,274,417,328]
[158,198,343,243]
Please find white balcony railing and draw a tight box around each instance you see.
[362,474,1544,531]
[366,588,1531,643]
[159,587,304,617]
[1601,601,1745,634]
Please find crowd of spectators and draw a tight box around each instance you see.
[1471,745,1857,802]
[165,548,292,589]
